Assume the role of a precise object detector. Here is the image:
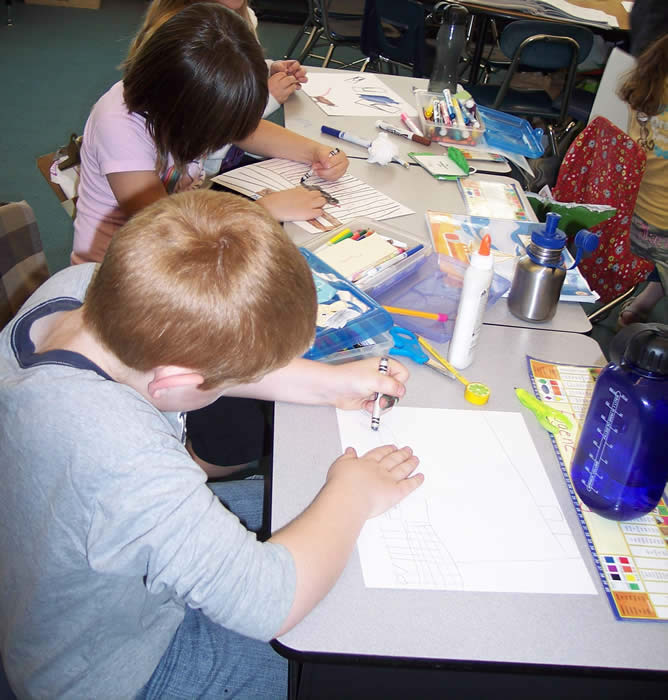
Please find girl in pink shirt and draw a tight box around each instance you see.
[72,2,347,264]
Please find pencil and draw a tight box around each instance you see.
[416,335,469,387]
[383,305,448,323]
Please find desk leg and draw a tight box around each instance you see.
[468,15,489,86]
[288,659,302,700]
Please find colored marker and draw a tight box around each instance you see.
[321,125,372,149]
[321,126,410,168]
[400,112,425,138]
[383,305,448,322]
[326,227,352,245]
[376,120,431,146]
[442,89,456,121]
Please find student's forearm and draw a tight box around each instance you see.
[269,475,370,635]
[225,359,335,404]
[235,120,319,164]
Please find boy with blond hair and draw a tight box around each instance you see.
[0,191,421,699]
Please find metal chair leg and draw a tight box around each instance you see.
[296,26,323,63]
[321,43,335,68]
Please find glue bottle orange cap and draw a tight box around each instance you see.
[478,234,491,256]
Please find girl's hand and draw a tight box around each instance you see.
[329,357,409,412]
[311,145,349,181]
[271,60,308,85]
[257,186,326,221]
[327,445,422,519]
[268,72,300,104]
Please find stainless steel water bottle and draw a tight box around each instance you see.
[508,213,598,322]
[428,2,468,94]
[571,323,668,521]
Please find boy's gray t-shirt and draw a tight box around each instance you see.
[0,264,296,699]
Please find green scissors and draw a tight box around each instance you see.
[515,387,573,434]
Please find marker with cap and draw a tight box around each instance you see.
[400,112,425,137]
[376,120,432,146]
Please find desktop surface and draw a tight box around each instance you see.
[271,327,667,674]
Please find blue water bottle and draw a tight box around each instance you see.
[571,323,668,521]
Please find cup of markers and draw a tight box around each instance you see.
[414,89,485,146]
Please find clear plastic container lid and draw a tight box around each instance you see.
[369,252,511,343]
[476,106,544,158]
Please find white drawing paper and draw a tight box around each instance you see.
[301,72,418,118]
[336,407,597,595]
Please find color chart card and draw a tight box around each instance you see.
[527,356,668,621]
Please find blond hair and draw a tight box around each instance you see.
[83,191,316,389]
[126,0,257,63]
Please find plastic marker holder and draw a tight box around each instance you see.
[417,335,490,405]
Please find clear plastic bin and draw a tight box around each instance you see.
[369,252,511,343]
[300,248,394,361]
[415,89,486,147]
[304,217,431,295]
[318,331,394,365]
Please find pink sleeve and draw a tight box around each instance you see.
[93,109,158,176]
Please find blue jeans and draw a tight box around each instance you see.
[136,479,288,699]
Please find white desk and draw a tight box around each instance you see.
[283,69,592,334]
[271,325,668,696]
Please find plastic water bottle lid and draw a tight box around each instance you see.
[531,212,567,250]
[623,324,668,375]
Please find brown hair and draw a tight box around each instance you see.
[83,190,317,389]
[123,3,268,172]
[619,33,668,116]
[126,0,257,63]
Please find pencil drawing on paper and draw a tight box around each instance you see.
[336,407,597,595]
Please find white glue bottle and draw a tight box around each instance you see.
[447,233,493,370]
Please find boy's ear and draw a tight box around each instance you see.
[147,366,205,400]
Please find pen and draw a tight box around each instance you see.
[376,120,431,147]
[383,305,448,322]
[371,356,390,431]
[400,112,424,137]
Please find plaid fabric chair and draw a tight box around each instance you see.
[552,116,653,304]
[0,201,50,329]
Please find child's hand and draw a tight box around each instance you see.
[311,145,349,181]
[257,187,326,221]
[329,357,409,412]
[327,445,423,519]
[268,72,300,104]
[271,59,308,85]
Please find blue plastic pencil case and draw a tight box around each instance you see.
[300,248,394,361]
[476,106,544,159]
[369,252,510,344]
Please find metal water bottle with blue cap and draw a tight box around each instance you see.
[571,323,668,521]
[508,212,598,322]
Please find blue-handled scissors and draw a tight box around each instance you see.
[389,326,454,379]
